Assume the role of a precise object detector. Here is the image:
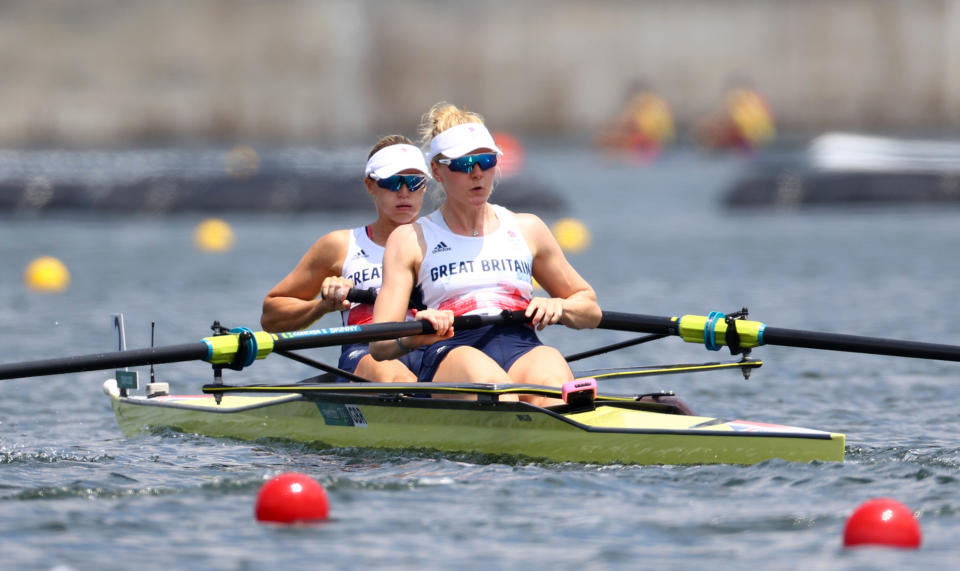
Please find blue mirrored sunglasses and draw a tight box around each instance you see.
[437,153,499,173]
[371,174,427,192]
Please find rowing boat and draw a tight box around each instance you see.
[5,305,960,465]
[102,377,843,465]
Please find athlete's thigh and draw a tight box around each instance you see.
[355,354,417,383]
[506,345,573,387]
[433,346,511,384]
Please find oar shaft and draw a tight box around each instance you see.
[0,343,208,380]
[761,326,960,361]
[597,312,677,335]
[0,310,530,381]
[598,310,960,363]
[271,311,527,352]
[272,321,425,352]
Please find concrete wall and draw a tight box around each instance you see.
[1,0,958,146]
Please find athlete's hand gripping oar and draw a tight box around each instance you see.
[328,286,419,308]
[598,310,960,362]
[0,310,529,381]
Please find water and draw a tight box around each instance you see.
[2,143,959,569]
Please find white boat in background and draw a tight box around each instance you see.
[809,132,960,174]
[723,131,960,208]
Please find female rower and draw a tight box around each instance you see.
[370,103,601,403]
[260,135,430,382]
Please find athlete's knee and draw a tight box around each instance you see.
[356,357,415,383]
[509,349,573,385]
[383,366,417,383]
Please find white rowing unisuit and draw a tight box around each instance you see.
[417,204,533,316]
[339,226,383,326]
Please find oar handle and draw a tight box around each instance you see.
[345,287,377,305]
[344,287,420,309]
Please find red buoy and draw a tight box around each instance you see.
[843,498,921,549]
[255,472,330,524]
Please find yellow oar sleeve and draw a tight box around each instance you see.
[202,330,276,365]
[678,314,765,350]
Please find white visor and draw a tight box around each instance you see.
[364,144,431,179]
[428,123,503,161]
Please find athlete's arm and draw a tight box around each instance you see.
[370,224,454,360]
[261,230,353,332]
[517,213,601,330]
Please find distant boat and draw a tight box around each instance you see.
[0,146,566,215]
[722,132,960,208]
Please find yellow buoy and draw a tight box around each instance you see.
[551,218,591,253]
[24,256,71,293]
[194,218,235,252]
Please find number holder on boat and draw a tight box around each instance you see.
[112,314,138,397]
[562,378,597,413]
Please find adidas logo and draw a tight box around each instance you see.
[347,348,366,360]
[352,248,368,259]
[431,241,451,254]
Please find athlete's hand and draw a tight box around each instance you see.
[408,308,455,346]
[319,277,355,311]
[525,297,564,331]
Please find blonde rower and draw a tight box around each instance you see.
[370,103,601,404]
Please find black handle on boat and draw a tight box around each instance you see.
[0,310,530,381]
[598,310,960,362]
[345,287,377,305]
[344,286,422,309]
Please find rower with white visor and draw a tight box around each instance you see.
[370,102,601,405]
[262,135,430,382]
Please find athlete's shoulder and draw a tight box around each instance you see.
[417,209,444,226]
[384,221,420,246]
[314,227,352,249]
[511,211,548,230]
[303,228,351,262]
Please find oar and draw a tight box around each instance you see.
[599,310,960,362]
[0,310,529,381]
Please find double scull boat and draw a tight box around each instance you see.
[102,368,844,466]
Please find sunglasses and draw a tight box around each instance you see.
[370,174,427,192]
[437,153,499,173]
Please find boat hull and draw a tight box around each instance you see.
[108,391,845,465]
